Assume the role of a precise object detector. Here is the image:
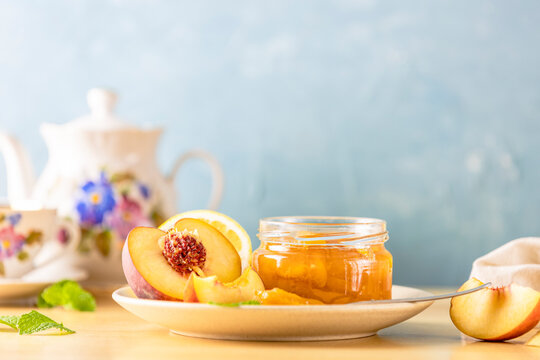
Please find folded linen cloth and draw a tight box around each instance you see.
[470,237,540,291]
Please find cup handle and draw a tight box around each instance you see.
[167,149,224,210]
[33,218,81,268]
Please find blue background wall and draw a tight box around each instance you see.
[1,0,539,286]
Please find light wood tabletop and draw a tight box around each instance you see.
[0,287,538,360]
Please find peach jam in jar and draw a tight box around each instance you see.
[253,217,392,304]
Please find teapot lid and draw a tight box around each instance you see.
[66,88,138,130]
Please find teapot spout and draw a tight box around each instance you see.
[0,132,36,205]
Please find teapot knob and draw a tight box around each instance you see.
[87,88,117,117]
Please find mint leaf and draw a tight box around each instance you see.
[36,293,53,308]
[17,311,74,335]
[208,300,261,307]
[38,281,67,306]
[0,315,19,330]
[62,282,96,311]
[38,280,96,312]
[0,311,74,335]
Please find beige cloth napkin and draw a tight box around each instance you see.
[470,237,540,291]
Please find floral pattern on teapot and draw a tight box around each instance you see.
[0,213,43,276]
[74,171,165,257]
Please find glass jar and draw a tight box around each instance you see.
[253,217,392,304]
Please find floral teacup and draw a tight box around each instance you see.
[0,206,79,279]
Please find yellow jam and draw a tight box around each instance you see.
[253,217,393,304]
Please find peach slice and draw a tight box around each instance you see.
[122,219,242,301]
[450,278,540,341]
[184,268,265,303]
[256,288,324,305]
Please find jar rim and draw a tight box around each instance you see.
[258,216,388,245]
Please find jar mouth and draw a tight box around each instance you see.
[258,216,388,245]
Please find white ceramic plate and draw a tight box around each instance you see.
[0,261,88,302]
[113,285,434,341]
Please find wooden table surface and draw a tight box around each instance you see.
[0,287,538,360]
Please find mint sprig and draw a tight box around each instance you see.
[208,300,261,307]
[37,280,96,311]
[0,310,75,335]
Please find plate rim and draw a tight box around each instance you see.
[112,285,435,310]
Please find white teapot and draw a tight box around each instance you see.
[0,88,224,283]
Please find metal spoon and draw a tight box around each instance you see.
[350,282,491,305]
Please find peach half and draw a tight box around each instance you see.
[450,278,540,341]
[183,268,265,303]
[122,218,242,301]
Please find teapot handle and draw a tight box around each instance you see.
[167,150,224,210]
[0,132,36,205]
